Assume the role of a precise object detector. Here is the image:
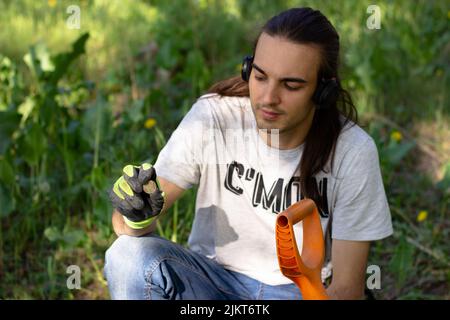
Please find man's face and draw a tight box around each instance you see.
[249,32,321,139]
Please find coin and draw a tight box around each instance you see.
[143,180,157,194]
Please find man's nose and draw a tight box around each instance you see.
[261,82,281,106]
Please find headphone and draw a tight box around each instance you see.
[241,55,339,110]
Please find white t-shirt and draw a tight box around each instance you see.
[154,93,393,285]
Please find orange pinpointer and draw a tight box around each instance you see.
[275,199,329,300]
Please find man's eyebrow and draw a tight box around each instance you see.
[252,63,308,83]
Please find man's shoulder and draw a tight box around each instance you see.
[195,93,250,109]
[197,92,221,101]
[336,118,377,156]
[179,93,251,127]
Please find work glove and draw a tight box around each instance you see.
[109,163,165,229]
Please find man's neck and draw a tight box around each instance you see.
[257,123,311,150]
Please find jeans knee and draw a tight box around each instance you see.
[104,234,174,299]
[105,235,172,280]
[106,235,165,269]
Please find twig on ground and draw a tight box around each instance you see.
[405,236,450,268]
[390,207,449,267]
[363,113,442,164]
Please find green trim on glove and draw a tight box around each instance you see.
[113,176,134,200]
[142,163,152,171]
[123,164,136,177]
[123,215,156,229]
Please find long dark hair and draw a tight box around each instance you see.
[207,7,357,213]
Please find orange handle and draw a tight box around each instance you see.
[275,199,329,300]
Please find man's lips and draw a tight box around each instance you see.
[260,108,282,120]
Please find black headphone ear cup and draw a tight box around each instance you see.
[323,79,339,106]
[241,55,253,82]
[313,80,325,105]
[314,79,339,110]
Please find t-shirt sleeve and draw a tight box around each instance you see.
[153,98,208,190]
[332,137,393,241]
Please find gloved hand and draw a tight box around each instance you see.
[109,163,165,229]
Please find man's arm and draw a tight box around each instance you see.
[112,177,186,237]
[326,239,370,300]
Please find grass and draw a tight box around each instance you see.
[0,0,448,299]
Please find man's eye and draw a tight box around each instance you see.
[284,83,302,91]
[285,84,301,91]
[254,75,301,91]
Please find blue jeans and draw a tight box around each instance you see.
[104,234,302,300]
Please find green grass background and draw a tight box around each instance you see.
[0,0,448,299]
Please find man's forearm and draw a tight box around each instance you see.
[326,282,365,300]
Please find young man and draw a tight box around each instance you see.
[104,7,393,300]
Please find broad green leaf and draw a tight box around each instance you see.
[127,99,145,124]
[0,55,23,111]
[49,32,89,85]
[93,193,112,225]
[23,42,54,80]
[389,235,415,289]
[81,98,113,149]
[90,165,107,191]
[62,229,85,248]
[0,158,15,185]
[44,226,61,242]
[19,123,48,166]
[44,227,85,248]
[0,183,15,217]
[0,110,21,155]
[17,96,35,126]
[387,141,415,165]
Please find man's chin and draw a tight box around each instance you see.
[256,126,283,137]
[255,119,280,131]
